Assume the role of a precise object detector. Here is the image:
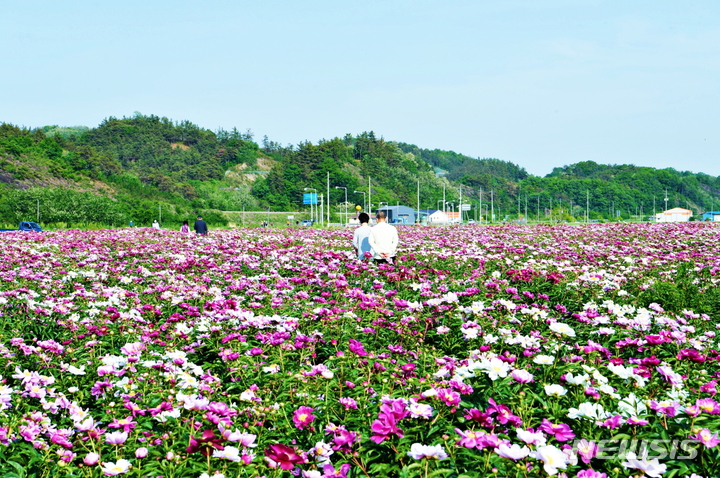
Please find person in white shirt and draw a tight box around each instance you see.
[352,213,372,260]
[369,210,399,263]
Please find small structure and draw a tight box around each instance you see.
[376,206,416,224]
[347,213,361,226]
[418,208,449,224]
[702,211,720,222]
[655,207,692,223]
[446,211,460,224]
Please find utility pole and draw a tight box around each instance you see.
[479,189,483,224]
[368,177,372,217]
[417,180,420,224]
[459,185,463,223]
[491,189,494,224]
[549,197,552,218]
[443,184,446,216]
[304,188,317,223]
[335,186,347,226]
[327,172,330,226]
[586,190,589,223]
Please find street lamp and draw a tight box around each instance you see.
[335,186,347,225]
[354,190,366,213]
[304,188,316,223]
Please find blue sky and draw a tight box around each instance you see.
[1,0,718,176]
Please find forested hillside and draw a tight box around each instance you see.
[397,145,720,221]
[254,131,451,211]
[0,115,259,227]
[1,114,719,228]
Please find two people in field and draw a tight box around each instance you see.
[353,210,398,263]
[178,216,207,235]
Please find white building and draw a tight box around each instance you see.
[419,209,449,224]
[655,207,692,223]
[428,210,449,224]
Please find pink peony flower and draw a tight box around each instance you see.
[510,369,534,383]
[338,397,358,410]
[104,431,128,445]
[692,428,720,448]
[575,439,599,464]
[292,406,316,430]
[455,428,486,449]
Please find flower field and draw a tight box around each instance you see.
[1,223,720,478]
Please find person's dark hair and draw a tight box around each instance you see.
[358,212,370,223]
[183,220,188,225]
[376,211,386,219]
[197,216,203,220]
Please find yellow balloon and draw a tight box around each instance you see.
[355,205,362,211]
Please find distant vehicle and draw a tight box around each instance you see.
[467,219,476,224]
[0,221,43,232]
[301,220,314,226]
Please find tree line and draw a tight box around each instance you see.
[2,114,720,228]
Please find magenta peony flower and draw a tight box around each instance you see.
[292,406,316,430]
[264,443,306,470]
[186,429,225,457]
[538,419,575,442]
[577,470,608,478]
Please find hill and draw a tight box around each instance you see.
[1,114,719,227]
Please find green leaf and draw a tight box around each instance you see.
[429,468,455,478]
